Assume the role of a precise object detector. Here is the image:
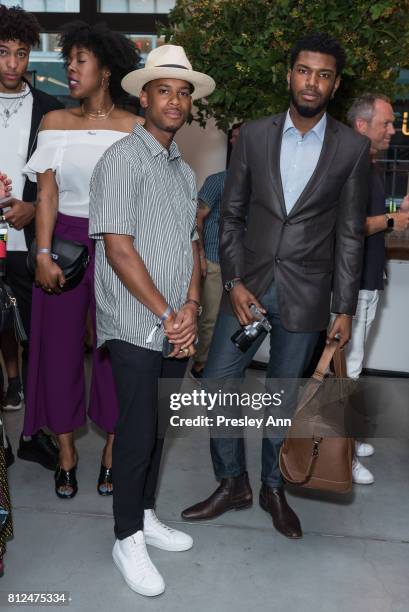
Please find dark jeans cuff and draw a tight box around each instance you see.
[214,467,246,480]
[261,476,284,489]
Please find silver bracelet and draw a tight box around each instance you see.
[160,305,172,322]
[37,248,51,255]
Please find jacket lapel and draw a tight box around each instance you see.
[287,115,339,218]
[267,113,287,218]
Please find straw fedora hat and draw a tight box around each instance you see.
[121,44,215,101]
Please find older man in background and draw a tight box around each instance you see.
[346,93,409,484]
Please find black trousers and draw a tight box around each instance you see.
[107,340,187,540]
[2,251,33,396]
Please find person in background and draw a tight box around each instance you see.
[0,4,62,470]
[0,171,13,575]
[346,93,409,484]
[22,21,143,499]
[0,415,12,577]
[191,122,242,380]
[0,171,16,470]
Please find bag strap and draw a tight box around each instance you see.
[2,281,27,342]
[279,438,323,486]
[292,340,346,419]
[312,339,345,381]
[332,344,347,378]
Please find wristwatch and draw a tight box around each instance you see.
[224,278,242,292]
[385,214,394,229]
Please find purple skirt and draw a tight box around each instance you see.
[23,213,119,436]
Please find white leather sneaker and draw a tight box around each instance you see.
[352,458,375,485]
[355,441,375,457]
[112,530,165,597]
[144,509,193,552]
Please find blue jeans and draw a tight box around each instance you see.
[204,284,321,488]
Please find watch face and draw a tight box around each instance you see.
[388,217,394,228]
[225,279,241,292]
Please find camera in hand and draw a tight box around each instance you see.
[231,304,272,353]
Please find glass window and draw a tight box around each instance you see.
[127,34,164,64]
[156,0,175,10]
[29,34,68,98]
[2,0,80,11]
[99,0,175,12]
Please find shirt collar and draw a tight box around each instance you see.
[283,110,327,142]
[133,123,181,161]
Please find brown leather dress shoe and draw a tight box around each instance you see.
[259,484,302,539]
[181,472,253,520]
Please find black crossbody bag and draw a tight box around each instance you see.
[27,236,90,292]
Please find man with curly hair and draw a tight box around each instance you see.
[0,4,61,469]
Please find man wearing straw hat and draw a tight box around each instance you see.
[89,45,215,597]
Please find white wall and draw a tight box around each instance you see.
[365,260,409,373]
[175,116,227,189]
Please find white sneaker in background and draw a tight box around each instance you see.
[144,509,193,552]
[352,458,375,485]
[355,441,375,457]
[112,530,165,597]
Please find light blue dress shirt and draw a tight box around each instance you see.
[280,111,327,214]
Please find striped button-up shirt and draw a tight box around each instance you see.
[280,111,327,214]
[89,124,198,351]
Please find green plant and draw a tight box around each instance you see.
[159,0,409,130]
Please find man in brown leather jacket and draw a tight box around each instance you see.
[182,32,370,538]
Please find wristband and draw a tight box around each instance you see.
[37,248,51,255]
[160,305,172,322]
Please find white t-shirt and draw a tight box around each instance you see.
[0,87,33,251]
[23,129,128,218]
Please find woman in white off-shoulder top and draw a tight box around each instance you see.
[22,21,144,500]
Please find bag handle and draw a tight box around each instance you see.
[279,438,323,486]
[292,340,346,420]
[312,339,346,381]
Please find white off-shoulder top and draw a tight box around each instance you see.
[23,129,128,219]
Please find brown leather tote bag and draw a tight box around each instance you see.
[279,340,354,493]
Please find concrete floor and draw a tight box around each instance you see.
[2,370,409,612]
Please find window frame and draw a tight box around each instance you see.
[31,0,169,34]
